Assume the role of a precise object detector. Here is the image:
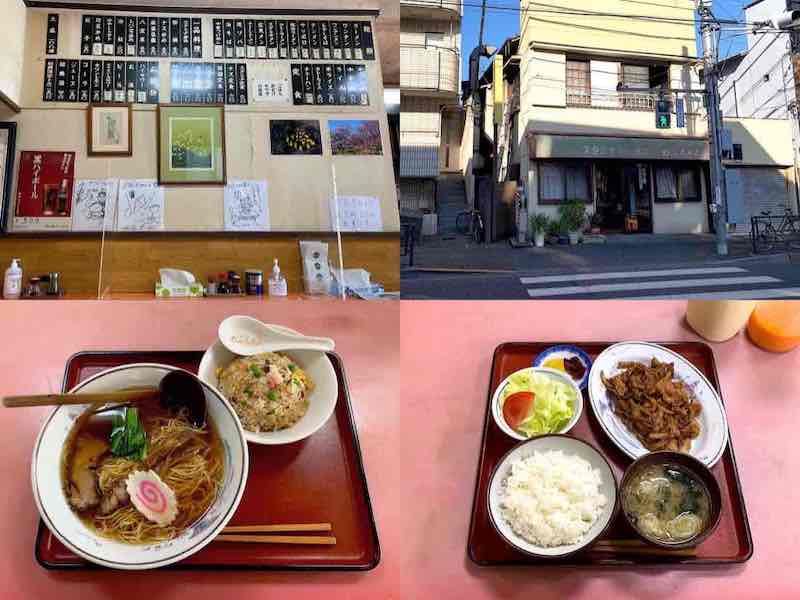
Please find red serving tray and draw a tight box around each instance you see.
[467,342,753,567]
[35,351,380,571]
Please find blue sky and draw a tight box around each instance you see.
[461,0,750,79]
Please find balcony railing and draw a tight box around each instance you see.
[567,89,661,111]
[400,44,460,95]
[400,0,462,18]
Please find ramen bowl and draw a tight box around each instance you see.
[32,363,249,570]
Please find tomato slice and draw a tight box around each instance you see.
[502,391,535,430]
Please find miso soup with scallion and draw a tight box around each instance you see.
[622,464,710,543]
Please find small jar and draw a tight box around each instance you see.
[228,273,242,295]
[245,269,264,296]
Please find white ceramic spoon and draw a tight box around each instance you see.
[218,315,336,356]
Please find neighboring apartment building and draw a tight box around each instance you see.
[399,0,463,214]
[509,0,714,234]
[717,0,800,230]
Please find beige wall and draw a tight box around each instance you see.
[725,118,795,167]
[8,8,399,233]
[0,0,27,108]
[521,0,697,60]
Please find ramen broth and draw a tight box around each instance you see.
[623,464,711,543]
[61,398,224,544]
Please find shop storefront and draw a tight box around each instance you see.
[527,134,711,235]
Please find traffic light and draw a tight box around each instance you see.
[656,99,671,129]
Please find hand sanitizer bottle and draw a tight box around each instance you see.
[268,258,288,297]
[3,258,23,299]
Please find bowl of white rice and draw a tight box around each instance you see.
[487,435,618,558]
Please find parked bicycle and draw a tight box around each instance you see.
[455,208,485,244]
[752,208,800,253]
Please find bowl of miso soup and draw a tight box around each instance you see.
[620,451,722,549]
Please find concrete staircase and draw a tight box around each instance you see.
[436,174,468,233]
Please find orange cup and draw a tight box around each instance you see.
[747,301,800,353]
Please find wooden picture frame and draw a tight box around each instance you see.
[0,122,17,233]
[87,103,133,157]
[157,103,227,186]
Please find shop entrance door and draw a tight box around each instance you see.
[594,162,653,233]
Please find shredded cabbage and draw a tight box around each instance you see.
[502,371,575,436]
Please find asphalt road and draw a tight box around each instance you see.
[401,259,800,299]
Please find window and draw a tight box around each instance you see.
[654,164,701,203]
[733,144,743,161]
[566,60,590,106]
[538,161,591,205]
[424,32,445,48]
[622,64,650,90]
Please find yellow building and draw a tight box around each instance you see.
[515,0,714,234]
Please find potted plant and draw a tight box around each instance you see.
[529,213,550,247]
[559,199,587,245]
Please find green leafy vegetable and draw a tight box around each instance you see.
[267,390,277,402]
[502,371,576,437]
[110,407,148,461]
[288,364,296,372]
[248,364,264,378]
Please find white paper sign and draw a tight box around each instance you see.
[116,179,164,231]
[224,180,270,231]
[71,179,117,231]
[252,79,291,104]
[330,195,383,232]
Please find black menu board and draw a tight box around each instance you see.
[92,16,104,56]
[267,21,278,59]
[103,16,115,55]
[67,60,80,102]
[114,16,126,56]
[224,63,237,104]
[148,62,160,103]
[288,21,300,59]
[224,19,234,58]
[362,21,375,60]
[236,64,248,104]
[341,22,353,60]
[137,17,148,57]
[291,65,303,105]
[335,64,347,105]
[301,64,314,104]
[136,61,148,103]
[113,60,126,102]
[81,15,93,55]
[126,16,137,56]
[256,21,267,59]
[159,17,170,57]
[213,19,224,58]
[126,61,137,102]
[278,21,289,59]
[320,22,331,60]
[102,60,114,102]
[299,21,310,60]
[309,21,321,60]
[352,22,364,60]
[313,64,325,105]
[169,18,181,58]
[180,17,191,58]
[330,21,342,60]
[79,60,91,102]
[215,64,226,103]
[323,63,336,105]
[43,59,56,101]
[148,17,159,57]
[192,18,202,58]
[55,59,68,101]
[46,14,59,55]
[234,19,245,58]
[90,61,103,102]
[245,20,256,59]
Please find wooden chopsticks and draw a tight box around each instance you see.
[216,523,336,545]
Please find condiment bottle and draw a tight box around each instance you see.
[268,258,288,297]
[3,258,23,299]
[747,301,800,352]
[207,276,217,296]
[686,300,756,342]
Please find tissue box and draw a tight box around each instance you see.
[155,282,204,298]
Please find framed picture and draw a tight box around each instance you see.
[87,103,132,156]
[329,119,382,156]
[157,104,226,185]
[270,119,322,156]
[0,122,17,233]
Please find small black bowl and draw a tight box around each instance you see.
[620,451,722,549]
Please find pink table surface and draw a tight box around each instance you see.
[0,299,400,600]
[399,300,799,599]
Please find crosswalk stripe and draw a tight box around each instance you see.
[525,276,781,298]
[520,266,747,285]
[615,288,800,300]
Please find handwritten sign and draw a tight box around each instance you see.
[330,195,382,232]
[117,179,164,231]
[71,179,117,231]
[224,180,270,231]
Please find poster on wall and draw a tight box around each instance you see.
[224,180,270,231]
[13,151,75,231]
[330,195,382,232]
[270,120,322,156]
[71,179,118,231]
[116,179,164,231]
[329,120,382,155]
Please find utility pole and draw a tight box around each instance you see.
[699,1,729,256]
[468,0,494,240]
